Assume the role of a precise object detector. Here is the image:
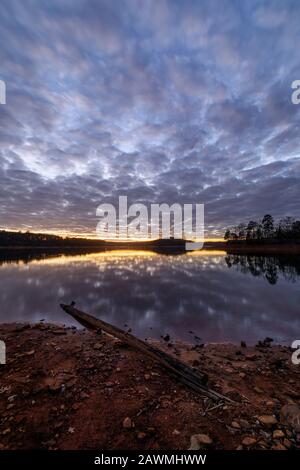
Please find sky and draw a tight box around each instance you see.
[0,0,300,238]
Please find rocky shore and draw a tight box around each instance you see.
[0,323,300,450]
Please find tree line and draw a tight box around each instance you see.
[0,230,105,247]
[224,215,300,241]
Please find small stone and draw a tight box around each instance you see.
[239,372,246,378]
[188,434,212,450]
[254,386,264,394]
[242,436,256,447]
[93,342,102,350]
[7,395,17,402]
[239,419,250,429]
[123,417,133,429]
[137,432,146,440]
[280,404,300,432]
[258,415,277,427]
[68,427,75,434]
[283,438,292,449]
[172,429,181,435]
[266,400,275,407]
[245,353,258,361]
[231,421,241,429]
[144,374,151,380]
[273,429,285,439]
[258,439,269,449]
[2,428,11,435]
[271,443,286,450]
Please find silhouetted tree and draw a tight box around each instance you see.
[224,215,300,242]
[262,214,274,238]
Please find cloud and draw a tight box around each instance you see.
[0,0,299,236]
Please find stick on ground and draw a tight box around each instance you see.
[60,303,234,403]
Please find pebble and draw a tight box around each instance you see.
[123,417,133,429]
[283,438,292,449]
[188,434,213,450]
[137,432,146,440]
[239,419,250,429]
[266,400,275,407]
[2,428,11,435]
[231,421,241,429]
[271,443,286,450]
[242,436,256,447]
[258,415,277,427]
[280,404,300,432]
[273,429,285,439]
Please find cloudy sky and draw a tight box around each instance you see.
[0,0,300,238]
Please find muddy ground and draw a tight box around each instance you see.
[0,322,300,450]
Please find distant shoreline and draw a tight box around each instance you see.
[1,239,300,256]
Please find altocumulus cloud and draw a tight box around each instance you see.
[0,0,300,237]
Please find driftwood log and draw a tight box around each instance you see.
[60,303,233,402]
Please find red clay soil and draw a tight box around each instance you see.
[0,323,300,450]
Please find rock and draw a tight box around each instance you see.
[144,374,151,380]
[258,439,269,449]
[271,443,286,450]
[172,429,181,435]
[188,434,213,450]
[245,353,258,361]
[242,436,256,447]
[137,432,146,440]
[283,438,292,449]
[258,415,277,427]
[239,372,246,378]
[231,421,241,429]
[2,428,11,436]
[239,419,250,429]
[273,429,285,439]
[280,404,300,432]
[254,386,264,394]
[52,330,66,335]
[123,417,133,429]
[266,400,275,407]
[7,395,17,402]
[93,342,102,350]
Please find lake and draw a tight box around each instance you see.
[0,250,299,345]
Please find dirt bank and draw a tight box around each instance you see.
[0,323,300,450]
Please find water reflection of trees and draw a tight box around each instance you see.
[225,255,300,285]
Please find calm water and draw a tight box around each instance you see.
[0,250,299,344]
